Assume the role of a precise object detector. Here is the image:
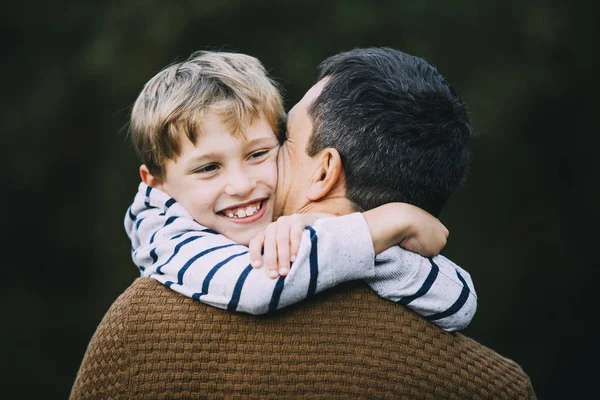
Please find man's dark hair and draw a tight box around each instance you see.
[307,47,473,216]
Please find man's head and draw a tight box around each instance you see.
[130,51,285,244]
[275,47,473,217]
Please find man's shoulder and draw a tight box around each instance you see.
[96,277,174,324]
[113,277,182,311]
[113,277,227,317]
[120,276,173,299]
[287,281,536,398]
[70,278,162,399]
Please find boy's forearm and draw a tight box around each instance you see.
[362,202,448,257]
[363,204,409,255]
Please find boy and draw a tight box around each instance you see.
[126,50,476,331]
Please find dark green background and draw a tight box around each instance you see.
[4,1,597,399]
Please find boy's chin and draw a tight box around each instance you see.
[223,223,269,246]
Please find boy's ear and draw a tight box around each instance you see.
[306,148,343,201]
[139,165,164,189]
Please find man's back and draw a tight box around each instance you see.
[71,278,535,399]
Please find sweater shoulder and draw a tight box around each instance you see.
[69,278,162,399]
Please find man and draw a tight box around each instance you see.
[70,47,536,399]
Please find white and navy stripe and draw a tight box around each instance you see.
[125,182,477,330]
[367,251,477,331]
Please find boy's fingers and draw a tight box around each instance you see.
[289,223,304,263]
[263,223,279,279]
[249,234,264,268]
[276,223,291,276]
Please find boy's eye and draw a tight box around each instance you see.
[195,164,219,173]
[248,150,269,160]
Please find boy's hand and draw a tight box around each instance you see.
[249,213,333,279]
[363,203,449,257]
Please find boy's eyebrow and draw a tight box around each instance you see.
[244,137,279,147]
[185,153,221,169]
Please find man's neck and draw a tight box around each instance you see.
[297,196,356,216]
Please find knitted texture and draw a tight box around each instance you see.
[71,278,536,399]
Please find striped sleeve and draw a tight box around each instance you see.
[125,183,376,315]
[125,182,477,328]
[364,248,478,331]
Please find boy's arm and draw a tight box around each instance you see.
[249,203,476,331]
[365,249,477,332]
[126,183,376,315]
[244,210,476,331]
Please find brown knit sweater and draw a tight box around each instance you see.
[70,278,536,399]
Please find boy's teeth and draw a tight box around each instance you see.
[224,201,262,218]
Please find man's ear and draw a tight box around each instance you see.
[306,148,343,201]
[139,164,164,189]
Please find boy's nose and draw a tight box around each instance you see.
[224,172,256,197]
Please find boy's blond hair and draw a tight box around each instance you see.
[130,51,285,178]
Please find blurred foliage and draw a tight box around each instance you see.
[3,1,598,398]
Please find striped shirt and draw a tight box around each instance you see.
[126,182,477,331]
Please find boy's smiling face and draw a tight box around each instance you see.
[151,113,279,245]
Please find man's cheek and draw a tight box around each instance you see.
[263,159,278,186]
